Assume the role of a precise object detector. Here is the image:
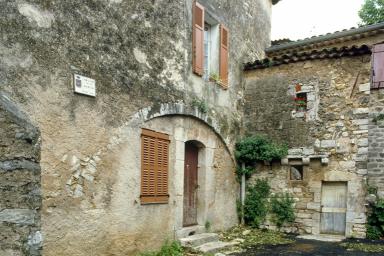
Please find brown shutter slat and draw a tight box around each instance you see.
[372,43,384,89]
[220,24,229,88]
[192,1,204,76]
[141,129,170,204]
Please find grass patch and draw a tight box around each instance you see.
[220,225,294,249]
[138,240,183,256]
[341,242,384,253]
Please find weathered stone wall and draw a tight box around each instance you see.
[0,93,42,256]
[244,55,372,238]
[0,0,273,254]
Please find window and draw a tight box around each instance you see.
[372,43,384,89]
[192,1,229,88]
[141,129,170,204]
[290,166,303,181]
[203,23,211,80]
[295,92,307,112]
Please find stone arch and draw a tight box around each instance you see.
[130,102,234,161]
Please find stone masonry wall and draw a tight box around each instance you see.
[368,90,384,197]
[0,93,42,256]
[244,55,371,238]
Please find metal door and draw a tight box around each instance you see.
[320,182,347,235]
[183,142,198,227]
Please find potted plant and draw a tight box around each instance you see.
[295,99,307,112]
[209,72,222,85]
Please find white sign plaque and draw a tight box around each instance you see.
[73,74,96,97]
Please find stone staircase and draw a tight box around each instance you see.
[179,232,239,254]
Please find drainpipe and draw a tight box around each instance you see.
[241,162,246,225]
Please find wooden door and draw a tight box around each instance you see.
[320,182,347,235]
[183,142,199,227]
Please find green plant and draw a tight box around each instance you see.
[236,199,243,223]
[209,72,222,84]
[295,100,306,106]
[236,166,255,180]
[205,220,211,231]
[270,193,296,228]
[367,184,378,195]
[235,135,288,166]
[191,98,208,114]
[244,179,271,227]
[367,199,384,239]
[138,240,183,256]
[359,0,384,25]
[372,113,384,124]
[367,224,382,240]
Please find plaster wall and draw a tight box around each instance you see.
[0,0,272,254]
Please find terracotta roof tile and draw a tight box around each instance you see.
[244,45,371,70]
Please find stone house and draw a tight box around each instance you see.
[244,22,384,238]
[0,0,280,255]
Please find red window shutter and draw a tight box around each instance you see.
[220,24,229,88]
[372,43,384,89]
[141,129,170,204]
[192,1,204,76]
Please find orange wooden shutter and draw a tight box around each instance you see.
[141,129,170,204]
[372,43,384,89]
[192,1,204,76]
[219,24,229,88]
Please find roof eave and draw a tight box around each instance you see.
[267,22,384,53]
[272,0,281,5]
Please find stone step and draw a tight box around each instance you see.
[176,225,205,239]
[179,233,219,247]
[194,241,239,254]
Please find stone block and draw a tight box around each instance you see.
[297,213,311,219]
[357,138,368,147]
[307,202,321,211]
[359,83,370,92]
[357,147,368,155]
[353,108,369,115]
[321,157,329,165]
[288,148,303,155]
[0,209,36,225]
[352,119,369,126]
[357,169,368,175]
[320,140,336,148]
[353,130,368,135]
[303,147,315,155]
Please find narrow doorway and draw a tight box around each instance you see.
[320,182,347,235]
[183,141,199,227]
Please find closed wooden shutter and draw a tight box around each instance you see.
[372,43,384,89]
[192,1,204,76]
[220,24,229,88]
[141,129,170,204]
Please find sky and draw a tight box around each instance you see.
[271,0,366,40]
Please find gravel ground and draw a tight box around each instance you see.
[231,238,384,256]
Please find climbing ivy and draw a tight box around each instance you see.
[244,179,271,227]
[367,199,384,239]
[234,135,288,179]
[270,193,296,228]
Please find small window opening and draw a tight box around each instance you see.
[203,23,211,80]
[295,92,307,112]
[290,165,303,180]
[203,12,220,81]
